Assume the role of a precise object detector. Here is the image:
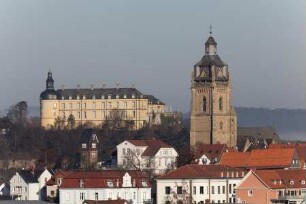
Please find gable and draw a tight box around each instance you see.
[237,172,268,190]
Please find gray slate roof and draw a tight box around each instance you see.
[18,170,44,183]
[195,55,226,67]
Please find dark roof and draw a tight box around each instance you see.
[205,36,217,46]
[143,95,165,105]
[83,200,127,204]
[40,89,60,100]
[18,170,44,183]
[80,128,97,144]
[237,127,279,152]
[195,55,226,67]
[41,87,163,105]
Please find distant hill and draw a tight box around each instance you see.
[183,107,306,141]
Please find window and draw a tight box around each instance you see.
[92,95,96,99]
[200,186,204,194]
[142,180,148,187]
[92,102,96,109]
[53,103,57,109]
[77,95,80,100]
[222,186,225,194]
[193,186,196,194]
[82,143,87,148]
[117,102,119,108]
[92,143,96,148]
[51,190,54,196]
[219,97,223,111]
[132,101,136,108]
[93,111,96,119]
[116,94,119,99]
[177,186,183,194]
[123,148,126,155]
[77,102,81,109]
[212,186,215,194]
[248,190,253,196]
[80,192,85,200]
[108,102,112,108]
[124,94,127,99]
[124,101,127,108]
[302,180,305,185]
[107,180,113,187]
[132,94,135,99]
[95,192,98,200]
[133,111,136,118]
[217,186,220,194]
[69,103,72,109]
[229,184,232,194]
[203,96,207,112]
[84,111,87,119]
[165,186,171,194]
[108,94,111,99]
[102,102,105,109]
[83,95,86,99]
[101,95,105,99]
[69,95,72,100]
[83,103,87,109]
[220,122,223,130]
[61,103,65,109]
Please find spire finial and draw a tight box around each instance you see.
[209,25,212,36]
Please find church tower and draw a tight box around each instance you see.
[190,32,237,147]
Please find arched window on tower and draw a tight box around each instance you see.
[219,97,223,111]
[203,96,207,112]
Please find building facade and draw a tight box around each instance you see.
[59,170,151,204]
[236,169,306,204]
[117,139,178,175]
[79,128,100,169]
[10,169,52,201]
[156,164,245,204]
[40,71,165,129]
[190,34,237,147]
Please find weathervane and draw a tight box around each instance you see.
[209,25,212,35]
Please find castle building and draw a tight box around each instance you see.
[40,71,165,129]
[190,33,237,147]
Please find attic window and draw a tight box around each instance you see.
[69,95,72,100]
[83,95,86,99]
[301,180,305,185]
[82,143,87,148]
[108,94,111,99]
[101,95,105,99]
[290,180,294,185]
[142,180,148,187]
[107,180,113,187]
[132,94,135,99]
[123,94,127,99]
[116,94,119,99]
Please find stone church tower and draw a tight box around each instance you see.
[190,33,237,147]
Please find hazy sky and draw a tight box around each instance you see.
[0,0,305,113]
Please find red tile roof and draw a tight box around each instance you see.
[192,143,228,162]
[219,152,250,168]
[156,164,245,179]
[60,170,150,189]
[253,169,306,189]
[46,170,73,186]
[220,148,296,169]
[127,139,172,157]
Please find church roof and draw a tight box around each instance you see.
[195,55,226,67]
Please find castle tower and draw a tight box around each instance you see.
[190,33,237,147]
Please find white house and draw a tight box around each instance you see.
[117,139,178,175]
[156,164,245,204]
[59,170,151,204]
[9,168,52,201]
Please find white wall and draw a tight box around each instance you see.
[157,178,241,204]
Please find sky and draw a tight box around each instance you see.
[0,0,305,113]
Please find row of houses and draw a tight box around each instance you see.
[5,131,306,204]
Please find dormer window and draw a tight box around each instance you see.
[57,178,63,186]
[77,95,80,100]
[92,95,96,99]
[82,143,87,148]
[290,180,294,185]
[301,180,305,185]
[69,95,72,100]
[116,94,119,99]
[92,143,96,148]
[107,180,113,187]
[142,180,148,187]
[108,94,111,99]
[101,95,105,99]
[124,94,127,99]
[83,95,86,99]
[61,96,65,100]
[132,94,135,99]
